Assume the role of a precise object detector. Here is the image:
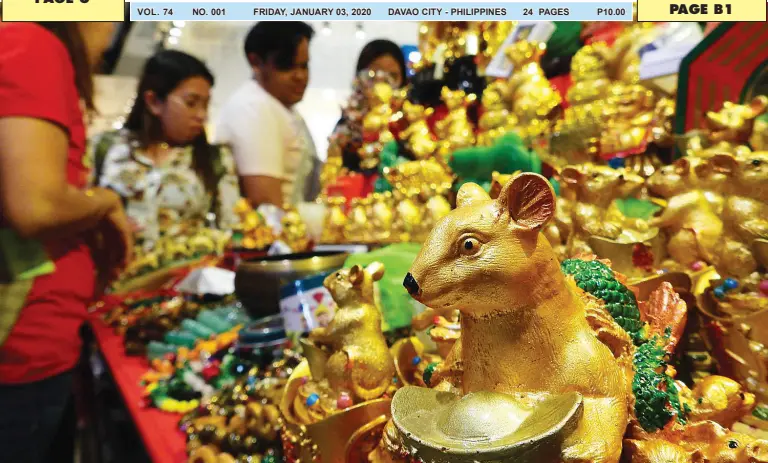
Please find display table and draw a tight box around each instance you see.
[91,320,187,463]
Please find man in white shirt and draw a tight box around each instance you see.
[217,22,319,207]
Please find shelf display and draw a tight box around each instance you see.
[78,19,768,463]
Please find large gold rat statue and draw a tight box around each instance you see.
[309,263,395,402]
[367,173,767,463]
[400,173,631,462]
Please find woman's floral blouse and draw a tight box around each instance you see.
[89,130,240,246]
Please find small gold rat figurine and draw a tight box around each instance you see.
[560,163,647,255]
[478,81,517,146]
[435,87,476,159]
[309,263,395,402]
[705,96,768,145]
[647,158,724,268]
[281,206,310,252]
[371,192,394,243]
[505,41,561,131]
[400,100,438,159]
[321,196,348,244]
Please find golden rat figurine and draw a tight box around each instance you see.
[393,174,631,462]
[370,192,394,244]
[477,80,517,146]
[505,40,562,133]
[399,100,438,159]
[359,81,395,170]
[422,183,453,233]
[560,163,648,256]
[309,263,395,402]
[344,197,371,244]
[320,196,348,244]
[646,158,724,269]
[435,87,476,159]
[280,206,310,252]
[708,152,768,277]
[705,96,768,145]
[393,188,424,243]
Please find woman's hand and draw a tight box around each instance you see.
[87,188,135,292]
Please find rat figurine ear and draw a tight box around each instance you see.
[456,183,490,208]
[365,262,385,282]
[349,265,364,286]
[497,173,556,232]
[710,153,738,175]
[560,166,584,185]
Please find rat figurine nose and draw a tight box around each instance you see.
[403,273,421,296]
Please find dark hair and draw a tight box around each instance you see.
[244,21,314,70]
[355,39,407,87]
[36,23,95,110]
[125,50,219,194]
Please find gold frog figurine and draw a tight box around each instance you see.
[505,41,562,134]
[477,80,517,146]
[308,263,395,402]
[399,100,438,159]
[435,87,476,159]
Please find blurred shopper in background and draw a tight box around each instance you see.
[217,21,322,208]
[0,21,132,462]
[91,50,240,248]
[336,38,407,172]
[355,39,407,88]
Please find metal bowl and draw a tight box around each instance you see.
[235,251,348,319]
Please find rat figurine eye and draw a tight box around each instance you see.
[460,237,481,255]
[752,159,762,167]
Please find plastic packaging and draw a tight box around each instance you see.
[197,310,233,333]
[181,319,216,339]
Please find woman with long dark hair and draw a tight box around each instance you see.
[355,39,408,88]
[333,39,409,172]
[0,22,132,461]
[92,50,240,246]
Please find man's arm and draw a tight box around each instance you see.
[240,175,284,208]
[218,97,285,208]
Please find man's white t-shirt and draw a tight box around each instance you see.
[216,80,302,204]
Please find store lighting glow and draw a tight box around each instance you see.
[168,36,179,45]
[169,27,182,37]
[321,22,331,36]
[355,24,365,40]
[322,89,336,101]
[172,20,186,28]
[408,51,422,62]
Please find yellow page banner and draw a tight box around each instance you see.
[1,0,125,21]
[637,0,766,21]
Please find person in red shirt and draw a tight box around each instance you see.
[0,22,133,462]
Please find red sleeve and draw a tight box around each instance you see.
[0,24,74,130]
